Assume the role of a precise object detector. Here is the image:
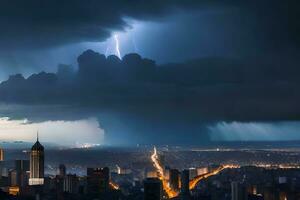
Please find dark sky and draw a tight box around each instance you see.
[0,0,299,76]
[0,0,299,146]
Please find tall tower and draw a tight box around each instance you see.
[29,133,44,185]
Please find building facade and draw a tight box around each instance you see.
[169,169,179,191]
[0,148,3,161]
[87,167,110,194]
[180,169,191,200]
[144,177,162,200]
[29,136,44,186]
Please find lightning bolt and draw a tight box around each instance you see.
[105,45,110,57]
[114,34,121,59]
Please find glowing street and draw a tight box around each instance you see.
[150,147,239,198]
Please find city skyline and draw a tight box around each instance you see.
[1,138,300,199]
[0,1,300,200]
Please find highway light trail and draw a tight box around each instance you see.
[110,181,120,190]
[189,164,239,189]
[151,147,179,198]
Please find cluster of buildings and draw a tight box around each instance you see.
[143,167,300,200]
[0,139,300,200]
[144,169,191,200]
[0,136,46,197]
[189,166,300,200]
[0,139,222,200]
[0,136,122,199]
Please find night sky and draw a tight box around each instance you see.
[0,0,299,146]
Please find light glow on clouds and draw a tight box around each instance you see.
[209,121,300,141]
[84,19,142,59]
[0,18,146,82]
[0,117,104,146]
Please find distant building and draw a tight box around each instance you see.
[147,170,158,178]
[87,167,110,194]
[58,164,66,177]
[169,169,179,191]
[63,174,78,194]
[0,148,3,161]
[180,169,190,200]
[143,177,162,200]
[0,148,4,179]
[15,160,30,189]
[231,182,239,200]
[9,169,18,186]
[164,166,171,180]
[189,168,197,180]
[197,167,208,176]
[0,161,3,178]
[16,160,30,173]
[231,181,247,200]
[54,175,64,193]
[29,135,44,186]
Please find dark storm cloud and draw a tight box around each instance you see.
[1,49,300,145]
[1,50,300,123]
[0,0,299,50]
[0,0,299,145]
[0,0,208,49]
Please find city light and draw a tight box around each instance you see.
[151,147,241,197]
[110,181,120,190]
[151,147,179,198]
[189,164,240,189]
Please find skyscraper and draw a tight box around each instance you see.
[231,181,239,200]
[58,164,66,177]
[63,174,78,194]
[29,134,44,186]
[143,178,162,200]
[15,160,30,188]
[231,181,248,200]
[9,169,18,186]
[180,169,190,200]
[87,167,110,194]
[188,168,197,179]
[169,169,179,191]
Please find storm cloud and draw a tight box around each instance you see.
[1,50,299,123]
[0,0,207,49]
[0,0,299,50]
[0,0,299,80]
[0,1,299,145]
